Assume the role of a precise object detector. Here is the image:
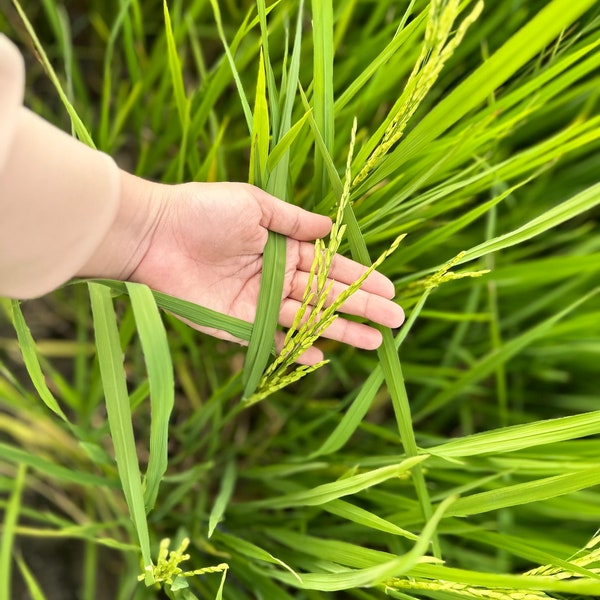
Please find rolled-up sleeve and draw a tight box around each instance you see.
[0,34,120,299]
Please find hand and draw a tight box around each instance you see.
[83,174,405,365]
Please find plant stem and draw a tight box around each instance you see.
[343,206,441,559]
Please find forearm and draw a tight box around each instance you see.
[0,34,161,299]
[0,106,120,298]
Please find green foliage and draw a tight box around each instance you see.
[1,0,600,598]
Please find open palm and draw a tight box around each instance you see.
[130,182,404,364]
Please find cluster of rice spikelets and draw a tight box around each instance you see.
[138,537,228,590]
[384,577,551,600]
[354,0,484,187]
[245,120,404,405]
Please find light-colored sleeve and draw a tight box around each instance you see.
[0,34,120,299]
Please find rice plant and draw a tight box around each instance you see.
[1,0,599,598]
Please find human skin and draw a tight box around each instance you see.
[79,172,405,365]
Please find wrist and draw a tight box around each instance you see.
[77,170,166,281]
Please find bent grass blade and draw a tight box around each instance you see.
[88,283,154,585]
[125,282,174,513]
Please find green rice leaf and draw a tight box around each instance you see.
[257,0,281,136]
[208,459,236,538]
[457,182,600,265]
[96,280,258,344]
[0,443,115,488]
[242,231,286,399]
[432,410,600,458]
[324,499,418,540]
[99,0,133,149]
[266,113,310,173]
[15,554,48,600]
[445,467,600,518]
[12,0,94,147]
[163,0,189,128]
[242,455,427,509]
[126,282,174,513]
[215,531,300,581]
[311,0,334,201]
[263,495,453,591]
[208,0,253,132]
[250,48,270,186]
[9,301,69,422]
[88,282,154,584]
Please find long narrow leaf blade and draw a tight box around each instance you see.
[88,282,154,583]
[242,231,286,398]
[126,282,174,513]
[10,301,69,422]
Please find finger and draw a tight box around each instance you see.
[295,241,396,299]
[279,299,384,350]
[288,270,405,329]
[248,185,332,241]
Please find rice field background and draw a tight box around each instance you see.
[1,0,600,598]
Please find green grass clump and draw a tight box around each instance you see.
[1,0,600,598]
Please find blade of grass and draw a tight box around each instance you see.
[164,0,191,180]
[463,530,600,582]
[310,287,432,458]
[242,230,286,398]
[432,410,600,458]
[15,554,48,600]
[445,467,600,518]
[266,112,309,172]
[12,0,94,147]
[262,496,453,591]
[9,301,69,423]
[311,0,334,203]
[241,455,427,510]
[97,280,259,344]
[99,0,133,149]
[257,0,281,138]
[324,499,418,541]
[250,48,270,186]
[208,0,253,132]
[0,442,115,488]
[88,282,153,584]
[163,0,189,128]
[208,459,236,537]
[215,531,300,581]
[456,181,600,265]
[334,8,426,113]
[125,282,174,513]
